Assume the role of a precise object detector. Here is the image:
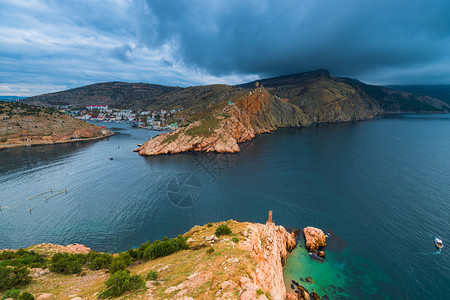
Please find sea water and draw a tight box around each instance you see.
[0,115,449,298]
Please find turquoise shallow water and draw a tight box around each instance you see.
[284,239,388,299]
[0,115,449,299]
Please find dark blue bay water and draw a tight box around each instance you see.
[0,115,449,299]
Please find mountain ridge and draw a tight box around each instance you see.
[22,81,182,109]
[22,71,449,115]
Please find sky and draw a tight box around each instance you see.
[1,0,450,96]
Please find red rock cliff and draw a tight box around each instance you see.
[135,87,308,156]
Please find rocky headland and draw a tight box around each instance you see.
[0,101,113,150]
[135,86,308,155]
[136,70,448,156]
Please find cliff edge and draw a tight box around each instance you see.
[0,219,296,300]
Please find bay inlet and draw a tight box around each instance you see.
[0,115,449,299]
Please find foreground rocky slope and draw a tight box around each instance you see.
[0,102,112,150]
[1,219,296,300]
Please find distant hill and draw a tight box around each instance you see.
[23,82,245,115]
[239,70,448,120]
[23,82,181,109]
[149,84,245,115]
[387,85,450,105]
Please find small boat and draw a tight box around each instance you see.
[435,238,444,249]
[137,144,143,147]
[108,156,113,160]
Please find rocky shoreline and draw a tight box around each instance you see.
[0,131,114,151]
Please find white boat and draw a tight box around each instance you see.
[435,238,444,249]
[108,156,113,160]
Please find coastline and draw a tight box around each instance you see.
[0,132,115,151]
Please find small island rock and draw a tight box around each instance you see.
[303,227,326,251]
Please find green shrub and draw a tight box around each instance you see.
[99,270,145,298]
[206,247,214,254]
[207,222,213,227]
[2,288,20,299]
[151,241,175,258]
[0,266,31,291]
[49,253,83,274]
[109,258,126,274]
[124,249,138,261]
[0,250,46,269]
[18,291,35,300]
[146,271,157,281]
[89,255,112,270]
[256,288,264,296]
[215,225,232,236]
[135,236,188,260]
[117,252,133,266]
[231,237,239,243]
[129,274,145,290]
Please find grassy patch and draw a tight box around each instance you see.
[184,116,221,137]
[162,132,180,144]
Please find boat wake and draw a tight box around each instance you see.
[420,248,442,255]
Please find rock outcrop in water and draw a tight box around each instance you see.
[303,227,327,251]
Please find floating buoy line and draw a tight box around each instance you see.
[0,189,68,214]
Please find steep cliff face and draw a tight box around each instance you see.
[241,70,384,123]
[151,220,296,300]
[135,87,308,156]
[239,222,296,300]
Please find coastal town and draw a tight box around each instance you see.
[63,104,181,131]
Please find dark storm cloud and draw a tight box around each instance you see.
[141,0,450,83]
[1,0,449,96]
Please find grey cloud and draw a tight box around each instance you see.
[111,44,133,63]
[1,0,450,96]
[139,0,450,84]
